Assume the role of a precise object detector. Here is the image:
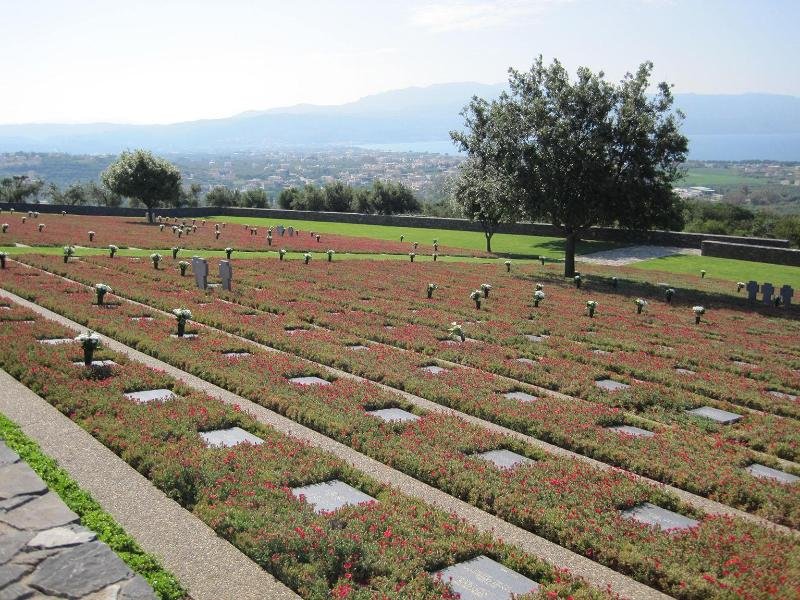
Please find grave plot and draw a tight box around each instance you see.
[7,255,800,533]
[0,308,605,600]
[1,298,798,599]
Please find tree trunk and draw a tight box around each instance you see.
[146,206,154,224]
[564,231,577,277]
[485,232,493,253]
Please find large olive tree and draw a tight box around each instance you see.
[452,57,688,276]
[102,150,181,223]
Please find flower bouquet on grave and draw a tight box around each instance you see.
[94,283,112,306]
[586,300,598,318]
[448,321,465,342]
[173,308,192,337]
[303,252,312,265]
[664,288,675,303]
[37,223,45,232]
[481,283,492,298]
[737,282,745,293]
[409,252,416,262]
[172,246,180,259]
[150,253,162,269]
[505,260,511,273]
[470,289,482,309]
[88,230,95,242]
[75,331,101,366]
[279,248,287,261]
[427,283,438,299]
[432,252,438,262]
[692,305,705,324]
[63,245,75,263]
[635,298,647,314]
[108,245,118,258]
[700,270,706,279]
[611,276,618,289]
[225,247,233,259]
[178,261,189,276]
[533,290,545,307]
[326,249,335,262]
[574,274,582,288]
[1,223,8,233]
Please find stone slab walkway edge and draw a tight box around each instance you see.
[0,369,299,600]
[0,289,669,600]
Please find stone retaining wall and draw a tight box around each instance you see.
[701,240,800,266]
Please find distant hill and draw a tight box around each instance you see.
[0,84,798,159]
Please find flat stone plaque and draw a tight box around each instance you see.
[223,351,251,358]
[72,360,116,368]
[434,555,539,600]
[732,360,758,369]
[595,379,630,391]
[768,390,798,401]
[38,338,74,345]
[421,365,448,375]
[607,425,654,438]
[745,463,799,484]
[200,427,264,448]
[621,502,698,531]
[124,389,176,404]
[347,345,369,351]
[285,328,309,335]
[170,333,198,339]
[514,358,537,366]
[675,368,696,375]
[367,408,420,423]
[289,376,331,386]
[503,391,537,403]
[525,334,548,343]
[686,406,742,424]
[475,449,534,470]
[291,480,375,513]
[130,316,154,321]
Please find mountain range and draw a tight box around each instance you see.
[1,83,798,160]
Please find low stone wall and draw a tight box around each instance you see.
[1,203,789,249]
[701,240,800,266]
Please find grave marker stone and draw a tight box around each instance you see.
[124,389,176,404]
[514,358,537,366]
[474,449,533,470]
[761,282,775,305]
[37,338,74,345]
[503,391,537,403]
[433,555,539,600]
[745,280,759,303]
[745,463,799,484]
[780,285,793,307]
[219,260,232,292]
[277,224,285,237]
[607,425,654,438]
[768,390,798,401]
[421,365,448,375]
[287,226,294,237]
[191,257,208,290]
[289,376,331,386]
[621,502,698,531]
[595,379,630,392]
[366,408,420,423]
[291,480,375,513]
[686,406,742,424]
[200,427,263,448]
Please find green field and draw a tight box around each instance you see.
[210,215,620,259]
[630,254,800,289]
[678,168,766,188]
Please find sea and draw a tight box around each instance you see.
[359,134,800,161]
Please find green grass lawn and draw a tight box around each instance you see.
[631,254,800,289]
[209,215,621,259]
[678,168,767,188]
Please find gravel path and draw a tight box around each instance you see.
[578,245,700,266]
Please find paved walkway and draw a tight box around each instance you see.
[578,245,700,265]
[0,441,156,600]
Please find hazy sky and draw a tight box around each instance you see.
[2,0,798,124]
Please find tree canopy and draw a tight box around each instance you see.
[452,57,688,276]
[101,150,181,222]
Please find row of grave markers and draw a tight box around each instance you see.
[745,281,793,306]
[191,257,232,291]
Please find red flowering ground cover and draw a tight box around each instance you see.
[0,304,607,599]
[14,253,799,531]
[2,260,799,599]
[0,213,491,257]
